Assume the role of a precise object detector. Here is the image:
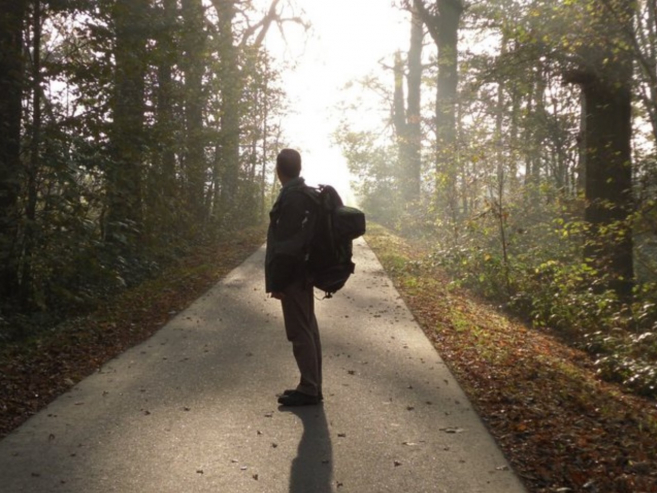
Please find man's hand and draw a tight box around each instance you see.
[270,291,286,300]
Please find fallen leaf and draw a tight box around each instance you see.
[439,427,464,434]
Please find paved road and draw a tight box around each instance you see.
[0,240,527,493]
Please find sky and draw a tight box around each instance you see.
[263,1,411,202]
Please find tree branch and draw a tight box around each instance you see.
[413,0,440,44]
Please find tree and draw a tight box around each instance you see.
[210,0,285,226]
[634,0,657,144]
[0,0,28,299]
[392,5,424,204]
[180,0,207,224]
[414,0,464,221]
[20,0,44,304]
[146,0,180,241]
[105,0,150,246]
[563,0,636,297]
[212,0,241,224]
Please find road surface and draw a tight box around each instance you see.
[0,239,527,493]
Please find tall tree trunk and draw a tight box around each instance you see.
[181,0,207,223]
[576,90,587,193]
[21,0,42,305]
[582,79,634,295]
[260,74,269,222]
[0,0,27,299]
[415,0,464,222]
[392,50,409,186]
[214,0,241,224]
[406,7,423,200]
[508,79,520,192]
[150,0,178,238]
[565,0,635,298]
[105,0,149,246]
[525,72,546,191]
[392,6,423,206]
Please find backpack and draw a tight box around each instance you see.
[302,185,366,298]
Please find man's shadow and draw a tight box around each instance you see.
[280,405,333,493]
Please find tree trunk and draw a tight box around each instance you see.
[181,0,207,223]
[0,0,27,299]
[566,0,636,298]
[153,0,178,222]
[213,0,241,225]
[415,0,464,222]
[260,75,269,222]
[577,90,587,193]
[21,0,43,305]
[392,50,408,187]
[105,0,149,246]
[406,7,423,200]
[582,78,634,295]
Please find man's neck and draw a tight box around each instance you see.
[281,176,304,188]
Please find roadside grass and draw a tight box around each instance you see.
[365,223,657,493]
[0,225,267,438]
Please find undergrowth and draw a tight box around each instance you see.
[424,212,657,398]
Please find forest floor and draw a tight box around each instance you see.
[1,223,656,492]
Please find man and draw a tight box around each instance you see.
[265,149,323,406]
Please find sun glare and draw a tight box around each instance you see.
[264,1,410,204]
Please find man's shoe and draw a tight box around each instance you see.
[283,389,323,401]
[278,391,320,406]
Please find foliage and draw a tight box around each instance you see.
[0,1,295,328]
[334,127,406,229]
[430,196,657,397]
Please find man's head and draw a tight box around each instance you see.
[276,149,302,183]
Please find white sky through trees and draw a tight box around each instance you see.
[263,1,410,203]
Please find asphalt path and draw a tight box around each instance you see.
[0,239,527,493]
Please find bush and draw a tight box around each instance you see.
[424,195,657,397]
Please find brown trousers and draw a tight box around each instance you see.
[281,279,322,396]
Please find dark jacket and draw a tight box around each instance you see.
[265,177,317,293]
